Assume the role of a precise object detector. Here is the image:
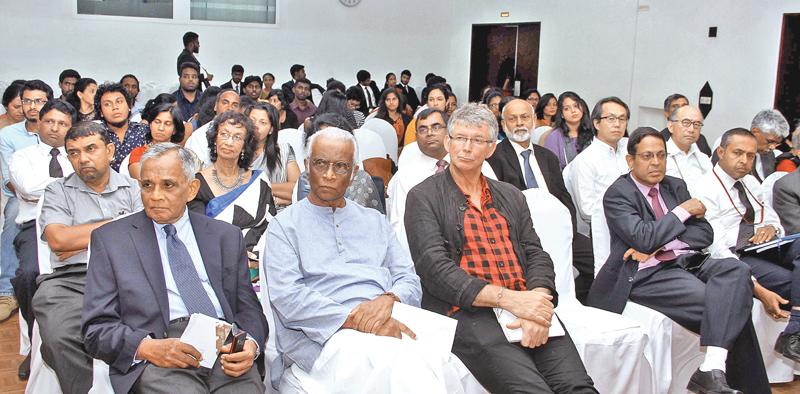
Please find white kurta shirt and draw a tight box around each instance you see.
[570,137,629,221]
[665,138,712,197]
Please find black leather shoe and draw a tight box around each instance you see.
[774,331,800,362]
[687,369,741,394]
[18,354,31,380]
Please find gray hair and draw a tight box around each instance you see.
[305,127,359,165]
[750,109,789,137]
[500,99,535,120]
[140,142,201,182]
[448,103,499,141]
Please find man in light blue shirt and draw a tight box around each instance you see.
[265,127,463,392]
[0,80,52,329]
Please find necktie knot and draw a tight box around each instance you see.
[648,187,659,198]
[163,223,177,237]
[520,150,531,160]
[435,159,448,173]
[50,147,60,157]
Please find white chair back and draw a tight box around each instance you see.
[36,197,52,275]
[353,128,387,164]
[591,209,611,277]
[277,128,305,172]
[761,171,787,208]
[531,126,552,146]
[118,154,131,178]
[522,189,575,300]
[363,118,399,163]
[562,162,590,236]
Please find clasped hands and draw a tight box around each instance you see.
[342,294,416,340]
[136,336,257,377]
[501,288,554,349]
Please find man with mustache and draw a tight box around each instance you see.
[696,127,800,364]
[34,121,142,392]
[0,80,54,332]
[95,82,149,171]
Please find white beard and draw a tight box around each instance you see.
[508,128,531,143]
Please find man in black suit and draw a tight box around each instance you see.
[280,64,323,104]
[487,99,594,302]
[82,143,267,394]
[396,69,420,111]
[219,65,244,95]
[587,128,769,394]
[176,32,212,91]
[659,94,711,156]
[350,70,381,116]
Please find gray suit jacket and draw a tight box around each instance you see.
[587,174,713,313]
[81,211,267,393]
[773,168,800,235]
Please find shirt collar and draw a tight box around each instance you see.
[592,137,626,156]
[666,138,699,158]
[630,173,660,198]
[63,168,131,194]
[509,139,532,156]
[712,163,739,192]
[36,143,66,155]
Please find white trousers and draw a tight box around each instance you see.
[279,329,470,394]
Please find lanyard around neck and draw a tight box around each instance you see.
[711,168,764,225]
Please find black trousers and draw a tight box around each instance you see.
[740,238,800,306]
[452,308,597,394]
[572,233,594,304]
[10,220,38,338]
[629,257,770,394]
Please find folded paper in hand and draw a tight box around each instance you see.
[179,313,232,368]
[493,308,565,342]
[391,302,458,356]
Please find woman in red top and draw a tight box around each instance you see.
[375,88,411,149]
[128,102,185,179]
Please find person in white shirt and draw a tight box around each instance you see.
[665,105,712,196]
[183,89,241,166]
[569,97,630,225]
[387,108,495,251]
[696,128,800,363]
[8,100,76,354]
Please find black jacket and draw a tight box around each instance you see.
[587,174,713,313]
[404,168,558,316]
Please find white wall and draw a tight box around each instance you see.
[1,0,797,143]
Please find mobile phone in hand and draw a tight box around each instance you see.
[229,332,246,354]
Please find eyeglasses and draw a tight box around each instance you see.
[673,119,704,129]
[600,115,628,124]
[417,123,445,135]
[505,114,532,124]
[635,151,667,161]
[218,131,245,143]
[310,158,353,175]
[21,98,48,107]
[449,135,494,147]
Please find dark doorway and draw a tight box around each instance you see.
[468,23,541,102]
[775,14,800,128]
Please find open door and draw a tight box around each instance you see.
[468,23,541,102]
[775,14,800,131]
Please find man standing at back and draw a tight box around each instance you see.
[396,70,420,112]
[177,31,212,91]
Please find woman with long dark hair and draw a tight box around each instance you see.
[375,88,411,147]
[542,91,594,169]
[66,78,98,121]
[246,103,300,208]
[267,89,299,130]
[521,88,540,109]
[535,93,557,127]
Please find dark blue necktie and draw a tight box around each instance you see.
[163,224,218,318]
[520,150,539,189]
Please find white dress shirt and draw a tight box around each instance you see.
[9,143,74,224]
[184,121,212,166]
[361,84,376,108]
[387,153,496,251]
[665,138,712,197]
[509,140,549,193]
[695,164,783,259]
[152,209,225,321]
[570,137,629,221]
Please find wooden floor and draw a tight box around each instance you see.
[0,313,798,393]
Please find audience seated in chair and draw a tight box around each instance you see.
[659,94,711,156]
[96,83,149,171]
[587,127,770,394]
[35,121,142,392]
[184,89,242,166]
[405,104,598,393]
[664,105,713,196]
[264,127,465,392]
[82,143,267,393]
[695,127,800,364]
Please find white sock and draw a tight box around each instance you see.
[699,346,727,372]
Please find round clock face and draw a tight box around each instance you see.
[340,0,361,7]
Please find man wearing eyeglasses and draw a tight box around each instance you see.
[264,127,467,392]
[659,94,712,156]
[406,104,597,393]
[665,105,712,196]
[589,127,769,394]
[749,109,790,182]
[696,127,800,364]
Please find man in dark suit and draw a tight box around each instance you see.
[280,64,324,104]
[487,99,594,302]
[349,70,381,116]
[774,167,800,235]
[82,143,267,394]
[587,128,769,394]
[396,69,420,111]
[176,32,212,91]
[219,65,244,95]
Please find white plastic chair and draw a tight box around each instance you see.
[353,128,387,164]
[522,189,648,394]
[761,171,788,209]
[363,118,400,163]
[277,128,305,172]
[562,162,591,237]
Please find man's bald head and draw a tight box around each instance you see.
[501,99,536,145]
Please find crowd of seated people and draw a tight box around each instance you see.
[0,30,799,394]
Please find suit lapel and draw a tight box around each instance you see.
[500,140,525,188]
[624,175,657,220]
[659,180,679,211]
[130,212,170,326]
[532,146,554,190]
[189,214,233,321]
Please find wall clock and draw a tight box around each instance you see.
[340,0,361,7]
